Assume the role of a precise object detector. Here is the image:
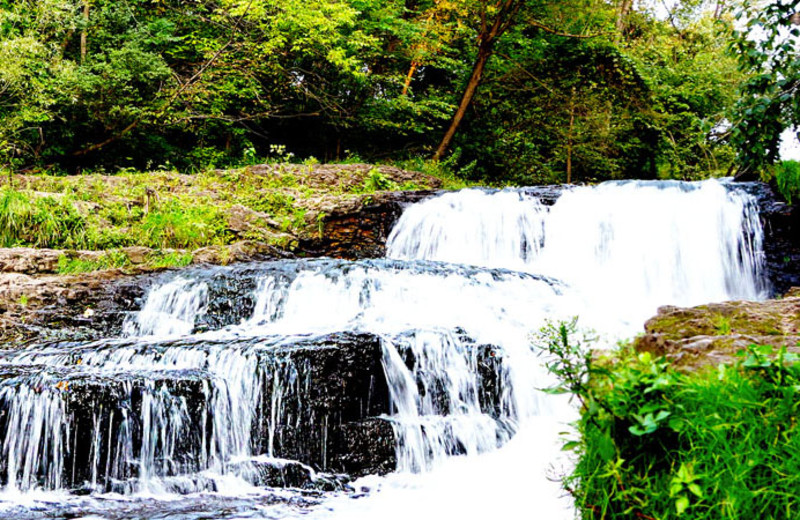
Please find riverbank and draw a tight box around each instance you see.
[0,163,452,267]
[0,163,450,342]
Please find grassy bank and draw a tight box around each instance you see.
[0,161,458,268]
[538,321,800,519]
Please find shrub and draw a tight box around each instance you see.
[536,321,800,519]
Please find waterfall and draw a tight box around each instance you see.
[122,277,209,338]
[388,180,766,333]
[0,179,768,519]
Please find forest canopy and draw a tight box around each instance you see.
[0,0,797,184]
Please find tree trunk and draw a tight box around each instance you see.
[616,0,634,34]
[432,42,493,162]
[431,0,522,162]
[80,2,89,64]
[566,87,576,184]
[402,61,420,96]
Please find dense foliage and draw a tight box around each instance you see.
[538,320,800,519]
[0,0,794,183]
[730,0,800,173]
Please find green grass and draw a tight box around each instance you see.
[57,251,130,274]
[771,160,800,205]
[0,160,451,274]
[56,249,193,274]
[394,156,477,190]
[0,188,87,248]
[536,321,800,519]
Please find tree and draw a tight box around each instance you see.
[730,0,800,173]
[432,0,525,161]
[0,0,80,172]
[626,11,745,178]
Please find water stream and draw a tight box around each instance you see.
[0,179,767,519]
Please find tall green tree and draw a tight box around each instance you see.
[730,0,800,173]
[0,0,79,171]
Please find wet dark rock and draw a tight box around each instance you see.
[734,181,800,296]
[0,327,505,490]
[299,190,439,259]
[256,332,394,476]
[330,418,396,476]
[231,459,316,489]
[519,185,574,205]
[230,458,350,491]
[0,367,209,492]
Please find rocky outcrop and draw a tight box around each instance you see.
[736,181,800,296]
[298,190,438,259]
[0,328,507,491]
[634,292,800,369]
[0,332,396,491]
[0,269,145,344]
[0,248,103,274]
[245,163,442,192]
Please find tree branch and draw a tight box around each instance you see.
[527,19,605,39]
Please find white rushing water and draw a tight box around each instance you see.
[388,180,766,334]
[0,179,768,520]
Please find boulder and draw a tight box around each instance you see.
[635,295,800,369]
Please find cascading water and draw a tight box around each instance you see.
[388,180,766,334]
[0,178,768,519]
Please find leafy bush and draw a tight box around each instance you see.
[771,160,800,205]
[536,321,800,519]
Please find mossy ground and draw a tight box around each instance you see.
[0,162,449,273]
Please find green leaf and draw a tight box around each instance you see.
[597,433,616,461]
[676,496,690,515]
[561,440,580,452]
[688,483,703,498]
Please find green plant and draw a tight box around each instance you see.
[0,188,87,248]
[268,144,295,163]
[537,324,800,520]
[711,313,732,335]
[395,156,473,190]
[361,168,399,192]
[138,200,230,249]
[669,462,704,516]
[145,251,193,270]
[57,250,131,274]
[771,160,800,205]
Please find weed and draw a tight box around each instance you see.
[0,188,87,248]
[771,160,800,205]
[362,168,399,192]
[145,251,193,269]
[711,313,732,335]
